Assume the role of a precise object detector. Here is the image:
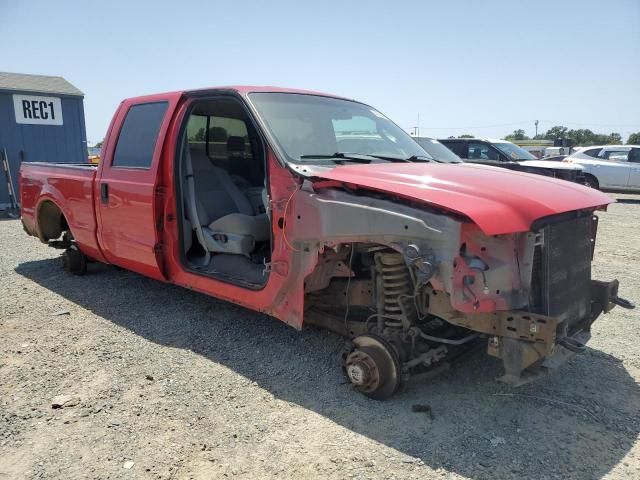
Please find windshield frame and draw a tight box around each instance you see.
[246,92,457,167]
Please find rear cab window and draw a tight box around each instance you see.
[112,102,169,168]
[186,114,250,161]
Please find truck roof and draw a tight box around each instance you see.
[121,86,351,104]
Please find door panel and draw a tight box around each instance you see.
[97,96,180,281]
[589,159,630,188]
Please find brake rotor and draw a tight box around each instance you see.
[344,334,401,400]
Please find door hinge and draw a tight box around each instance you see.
[263,259,288,276]
[154,242,165,253]
[155,186,168,196]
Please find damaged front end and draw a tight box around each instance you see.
[293,184,633,398]
[431,213,634,386]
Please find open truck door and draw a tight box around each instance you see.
[96,94,181,281]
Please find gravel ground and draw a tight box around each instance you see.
[1,194,639,480]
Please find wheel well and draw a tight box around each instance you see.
[584,173,600,189]
[37,201,69,241]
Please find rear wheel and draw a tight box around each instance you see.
[343,334,402,400]
[62,247,87,275]
[583,174,600,190]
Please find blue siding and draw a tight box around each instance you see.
[0,89,87,206]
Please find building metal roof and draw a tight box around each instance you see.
[0,72,84,97]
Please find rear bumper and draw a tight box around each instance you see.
[489,279,633,385]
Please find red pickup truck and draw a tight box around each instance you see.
[20,86,633,399]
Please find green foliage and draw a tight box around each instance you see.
[94,140,104,148]
[504,129,529,141]
[458,134,474,138]
[627,132,640,145]
[541,126,623,146]
[191,127,229,143]
[193,128,206,142]
[209,126,228,142]
[543,126,568,141]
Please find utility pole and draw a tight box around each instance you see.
[535,120,539,138]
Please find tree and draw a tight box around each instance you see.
[504,129,529,141]
[569,129,595,146]
[209,126,228,142]
[606,132,622,144]
[543,126,568,142]
[458,134,474,138]
[541,126,623,146]
[628,132,640,145]
[193,128,206,142]
[94,139,104,148]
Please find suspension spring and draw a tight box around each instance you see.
[374,252,414,328]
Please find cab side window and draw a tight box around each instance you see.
[112,102,168,168]
[440,141,467,158]
[468,142,499,161]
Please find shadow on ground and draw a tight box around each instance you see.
[16,258,640,479]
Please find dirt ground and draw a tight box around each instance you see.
[1,194,639,480]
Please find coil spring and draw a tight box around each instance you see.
[374,252,413,327]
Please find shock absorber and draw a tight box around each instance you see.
[374,252,414,329]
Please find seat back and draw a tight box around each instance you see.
[189,145,253,225]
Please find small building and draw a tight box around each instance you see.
[0,72,87,208]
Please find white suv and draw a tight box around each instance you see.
[564,145,640,190]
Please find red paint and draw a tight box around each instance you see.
[316,162,613,235]
[94,93,182,281]
[19,163,105,262]
[19,88,313,328]
[18,86,613,329]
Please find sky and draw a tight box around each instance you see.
[1,0,638,144]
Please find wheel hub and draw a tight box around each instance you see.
[345,350,378,389]
[343,334,401,399]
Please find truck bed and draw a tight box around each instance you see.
[20,161,101,260]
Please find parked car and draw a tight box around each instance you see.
[564,145,640,190]
[438,138,584,183]
[19,87,632,399]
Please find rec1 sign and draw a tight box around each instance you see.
[12,94,64,126]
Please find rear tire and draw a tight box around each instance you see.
[62,247,87,275]
[583,174,599,190]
